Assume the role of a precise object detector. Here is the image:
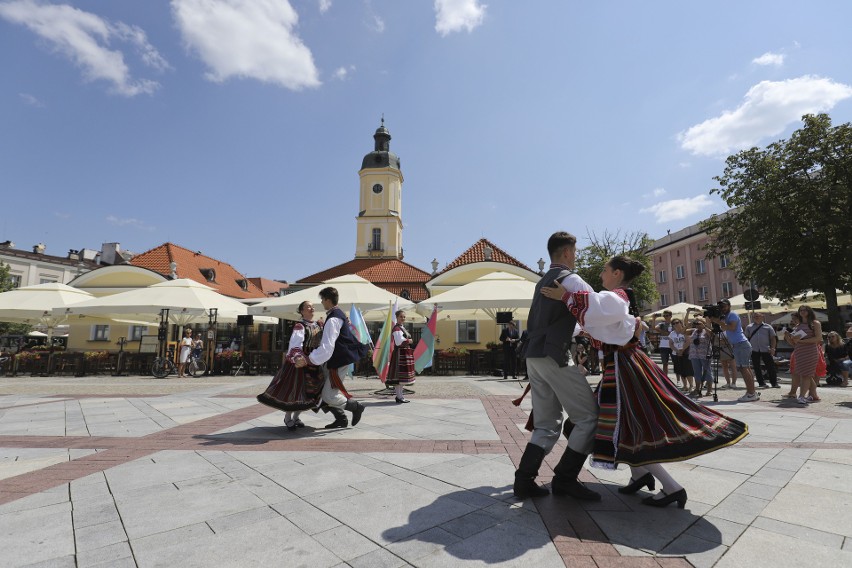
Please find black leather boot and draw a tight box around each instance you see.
[345,399,365,426]
[562,419,574,441]
[551,448,601,501]
[324,407,348,429]
[513,443,550,499]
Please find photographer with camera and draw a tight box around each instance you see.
[707,299,760,402]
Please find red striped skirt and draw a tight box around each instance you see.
[386,345,416,386]
[591,346,748,469]
[257,362,323,412]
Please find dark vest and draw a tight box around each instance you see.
[526,267,578,367]
[326,307,366,368]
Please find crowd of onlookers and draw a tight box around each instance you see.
[642,310,852,406]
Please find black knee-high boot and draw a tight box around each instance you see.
[562,419,574,440]
[513,443,550,499]
[345,399,365,426]
[551,447,601,501]
[324,407,348,429]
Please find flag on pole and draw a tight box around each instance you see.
[349,304,372,346]
[413,304,438,374]
[372,301,397,383]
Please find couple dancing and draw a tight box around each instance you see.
[256,287,366,430]
[514,232,748,508]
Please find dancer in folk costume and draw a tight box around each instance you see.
[257,301,325,431]
[542,255,748,509]
[386,310,415,403]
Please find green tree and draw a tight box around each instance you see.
[575,230,656,310]
[0,261,30,336]
[703,113,852,332]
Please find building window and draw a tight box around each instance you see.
[40,277,57,284]
[698,286,709,302]
[456,320,478,343]
[658,270,667,284]
[678,290,686,303]
[719,255,731,269]
[659,294,668,308]
[721,282,734,298]
[91,325,110,341]
[9,274,22,288]
[129,326,148,341]
[675,265,685,280]
[370,228,382,251]
[695,259,706,274]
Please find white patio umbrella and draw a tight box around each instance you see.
[416,272,537,321]
[726,293,788,314]
[771,311,829,325]
[56,278,268,326]
[0,282,95,342]
[645,302,703,321]
[248,274,415,321]
[785,290,852,310]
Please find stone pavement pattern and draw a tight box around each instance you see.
[0,371,851,567]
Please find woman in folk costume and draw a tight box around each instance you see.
[542,255,748,509]
[257,301,325,431]
[386,310,415,403]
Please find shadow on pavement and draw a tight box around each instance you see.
[382,486,553,563]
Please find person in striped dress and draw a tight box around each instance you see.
[386,310,415,403]
[787,305,823,406]
[542,255,748,509]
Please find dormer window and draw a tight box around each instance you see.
[236,279,248,291]
[200,268,216,282]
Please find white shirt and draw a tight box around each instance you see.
[669,330,686,352]
[308,313,342,366]
[565,287,636,346]
[656,321,673,348]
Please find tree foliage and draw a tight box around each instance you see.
[0,261,30,336]
[575,230,656,310]
[703,113,852,331]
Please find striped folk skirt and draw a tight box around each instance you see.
[591,346,748,469]
[257,362,323,412]
[386,345,416,386]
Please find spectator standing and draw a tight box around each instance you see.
[787,305,823,405]
[667,319,686,387]
[746,312,779,388]
[710,300,760,402]
[500,321,520,380]
[688,318,713,397]
[652,311,675,379]
[825,331,851,387]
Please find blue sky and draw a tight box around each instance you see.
[2,0,851,282]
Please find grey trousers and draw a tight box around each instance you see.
[527,356,599,455]
[320,364,349,409]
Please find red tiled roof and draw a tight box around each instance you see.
[297,258,431,302]
[130,243,265,299]
[440,238,534,274]
[248,277,290,297]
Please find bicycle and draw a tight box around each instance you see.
[150,353,207,378]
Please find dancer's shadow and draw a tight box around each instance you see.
[382,485,552,563]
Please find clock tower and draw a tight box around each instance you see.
[355,119,404,259]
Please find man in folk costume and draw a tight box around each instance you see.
[514,231,635,501]
[386,310,415,403]
[296,287,366,429]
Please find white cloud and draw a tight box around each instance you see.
[370,15,385,33]
[19,92,43,107]
[434,0,486,36]
[752,51,785,67]
[0,0,167,96]
[172,0,320,90]
[641,187,667,199]
[318,0,331,14]
[679,75,852,156]
[332,65,355,80]
[640,195,716,224]
[106,215,156,231]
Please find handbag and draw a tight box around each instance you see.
[815,346,827,378]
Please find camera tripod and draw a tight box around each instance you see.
[706,327,731,403]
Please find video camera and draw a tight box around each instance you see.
[702,301,725,319]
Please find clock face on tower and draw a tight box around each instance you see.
[372,183,383,194]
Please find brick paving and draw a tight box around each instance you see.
[1,373,852,567]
